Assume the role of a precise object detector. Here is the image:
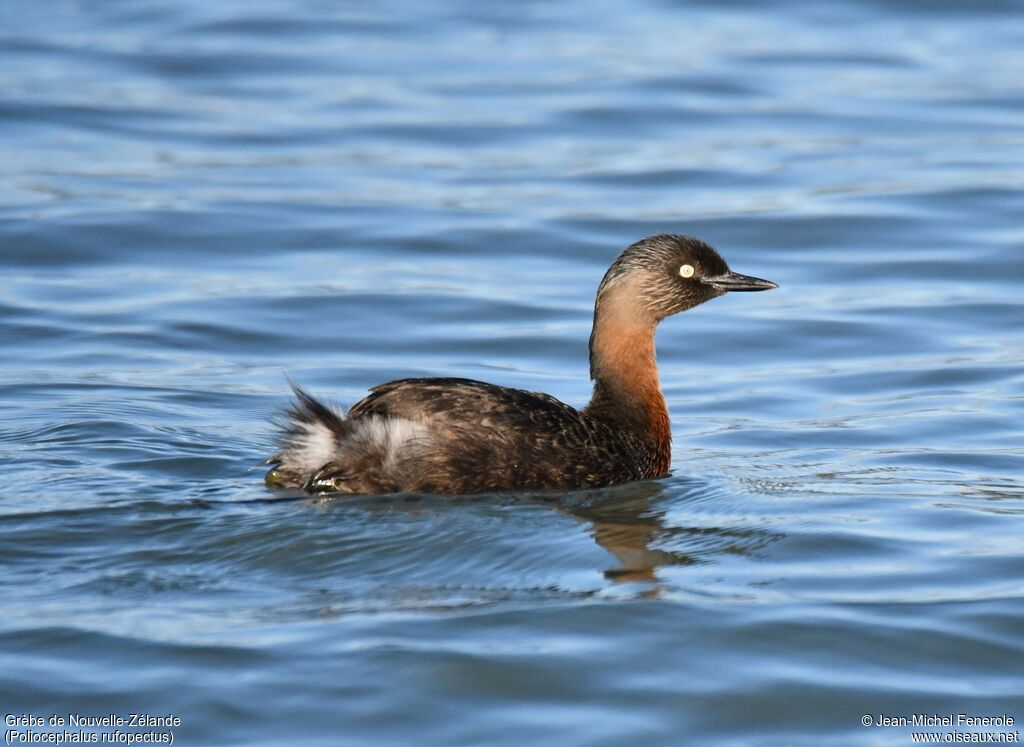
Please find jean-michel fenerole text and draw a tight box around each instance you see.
[872,714,1014,728]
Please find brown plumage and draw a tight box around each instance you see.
[265,234,776,496]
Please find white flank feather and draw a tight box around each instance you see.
[350,417,431,466]
[289,420,340,472]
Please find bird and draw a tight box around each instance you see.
[265,234,776,496]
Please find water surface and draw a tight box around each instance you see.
[2,1,1023,745]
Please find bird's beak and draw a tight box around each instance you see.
[706,271,778,292]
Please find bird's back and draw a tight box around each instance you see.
[266,377,651,495]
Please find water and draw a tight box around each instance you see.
[2,0,1023,744]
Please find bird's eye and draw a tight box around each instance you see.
[679,264,695,278]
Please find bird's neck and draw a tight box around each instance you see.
[584,284,671,474]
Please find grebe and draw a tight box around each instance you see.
[265,234,776,496]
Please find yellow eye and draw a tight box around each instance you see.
[679,264,695,278]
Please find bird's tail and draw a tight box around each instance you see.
[265,384,350,490]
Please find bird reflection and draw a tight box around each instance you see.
[540,479,781,586]
[281,476,781,592]
[552,482,685,583]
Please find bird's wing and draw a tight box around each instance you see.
[346,377,583,431]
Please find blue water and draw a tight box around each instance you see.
[2,1,1023,745]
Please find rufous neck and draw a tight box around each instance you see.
[585,283,671,458]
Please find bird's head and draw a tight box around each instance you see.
[596,234,777,322]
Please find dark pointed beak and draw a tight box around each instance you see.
[706,271,778,292]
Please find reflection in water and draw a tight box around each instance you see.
[559,481,783,585]
[294,479,782,594]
